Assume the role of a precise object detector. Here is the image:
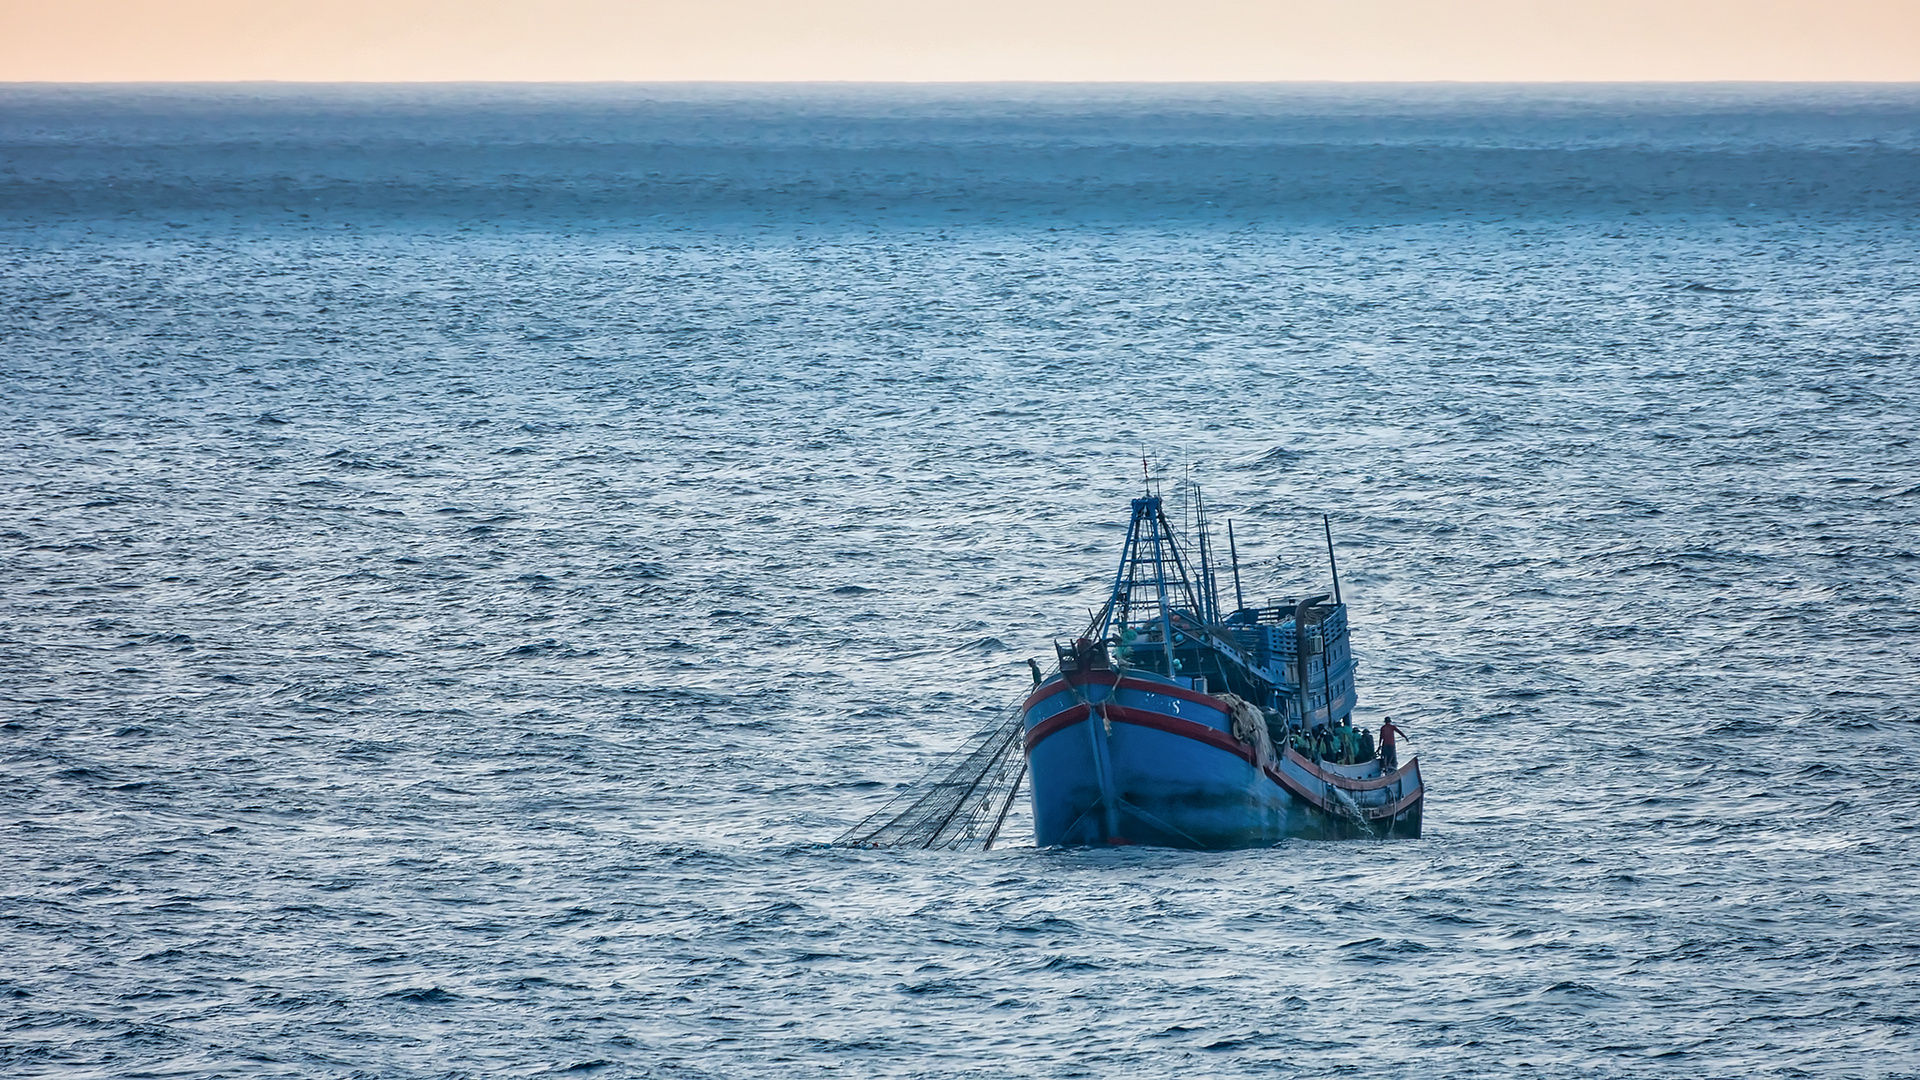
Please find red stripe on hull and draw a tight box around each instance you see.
[1024,704,1093,750]
[1284,749,1422,792]
[1368,785,1425,821]
[1021,670,1229,715]
[1024,702,1248,760]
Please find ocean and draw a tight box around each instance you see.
[1,83,1917,1078]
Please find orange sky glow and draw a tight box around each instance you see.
[2,0,1917,82]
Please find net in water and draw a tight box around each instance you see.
[836,702,1028,850]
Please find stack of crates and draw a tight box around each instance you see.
[1320,605,1347,644]
[1229,620,1298,677]
[1227,624,1264,661]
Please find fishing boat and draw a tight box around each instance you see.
[1020,493,1423,848]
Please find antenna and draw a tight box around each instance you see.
[1140,453,1165,500]
[1323,513,1342,606]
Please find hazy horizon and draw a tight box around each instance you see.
[4,0,1918,82]
[7,79,1920,85]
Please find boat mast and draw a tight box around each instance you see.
[1145,502,1179,676]
[1100,493,1208,677]
[1100,459,1212,678]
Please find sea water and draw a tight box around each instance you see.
[1,83,1917,1078]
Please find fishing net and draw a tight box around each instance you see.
[1219,691,1275,768]
[836,699,1028,850]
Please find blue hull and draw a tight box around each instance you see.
[1023,670,1423,849]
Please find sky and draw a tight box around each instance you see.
[2,0,1918,82]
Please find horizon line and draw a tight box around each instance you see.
[8,78,1920,87]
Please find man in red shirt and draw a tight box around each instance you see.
[1379,718,1406,771]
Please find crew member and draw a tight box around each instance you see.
[1379,718,1405,771]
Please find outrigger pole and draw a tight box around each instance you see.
[1193,486,1221,623]
[1226,520,1246,614]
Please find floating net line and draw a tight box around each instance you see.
[836,698,1028,850]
